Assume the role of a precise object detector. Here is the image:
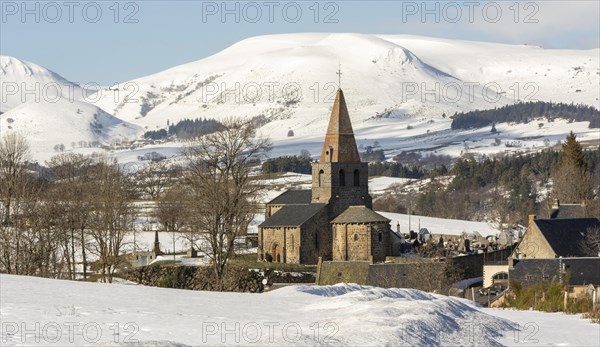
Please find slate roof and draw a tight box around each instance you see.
[550,204,586,219]
[534,218,600,257]
[331,206,390,224]
[259,204,326,228]
[566,258,600,285]
[512,258,600,286]
[267,190,312,205]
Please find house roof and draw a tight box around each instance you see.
[534,218,600,257]
[512,258,600,286]
[267,190,312,205]
[550,204,586,219]
[331,206,390,224]
[565,258,600,285]
[259,204,326,228]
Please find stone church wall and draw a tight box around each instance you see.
[300,208,331,263]
[369,223,391,263]
[332,222,391,262]
[259,227,301,263]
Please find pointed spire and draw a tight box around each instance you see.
[319,89,361,163]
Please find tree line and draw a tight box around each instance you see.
[411,133,599,225]
[261,152,312,175]
[143,118,223,140]
[451,101,600,130]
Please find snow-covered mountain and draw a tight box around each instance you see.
[0,55,142,162]
[91,33,599,142]
[0,55,88,113]
[0,98,142,162]
[2,34,599,162]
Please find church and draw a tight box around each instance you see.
[257,89,402,264]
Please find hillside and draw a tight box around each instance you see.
[2,274,599,346]
[0,55,87,113]
[0,98,142,162]
[90,33,599,137]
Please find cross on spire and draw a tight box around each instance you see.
[336,64,342,88]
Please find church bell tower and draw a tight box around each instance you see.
[311,89,372,217]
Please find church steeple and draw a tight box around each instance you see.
[319,89,361,163]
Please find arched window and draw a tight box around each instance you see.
[378,232,383,242]
[318,169,324,187]
[339,169,345,186]
[353,169,360,186]
[493,272,508,280]
[353,234,358,241]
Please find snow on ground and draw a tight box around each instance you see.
[368,176,415,194]
[378,211,500,237]
[481,308,600,347]
[2,275,598,346]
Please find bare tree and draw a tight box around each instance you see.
[138,161,174,200]
[0,133,31,226]
[87,157,136,283]
[155,183,192,254]
[0,133,44,275]
[579,226,600,257]
[182,118,271,288]
[46,153,95,279]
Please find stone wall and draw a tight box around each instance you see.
[332,222,391,262]
[370,223,391,262]
[449,248,514,278]
[516,224,555,258]
[300,207,332,263]
[332,224,370,261]
[266,204,283,218]
[260,226,301,263]
[311,162,371,216]
[317,259,452,293]
[319,248,515,292]
[317,260,371,285]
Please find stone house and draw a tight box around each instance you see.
[483,215,599,290]
[512,216,599,259]
[258,89,400,264]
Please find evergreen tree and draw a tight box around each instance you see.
[560,131,587,170]
[554,131,593,204]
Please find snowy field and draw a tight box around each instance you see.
[1,275,598,346]
[379,211,501,237]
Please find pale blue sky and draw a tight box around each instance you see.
[1,1,598,85]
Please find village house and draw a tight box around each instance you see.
[483,214,600,297]
[257,89,402,264]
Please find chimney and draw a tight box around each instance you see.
[528,214,536,226]
[552,199,560,210]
